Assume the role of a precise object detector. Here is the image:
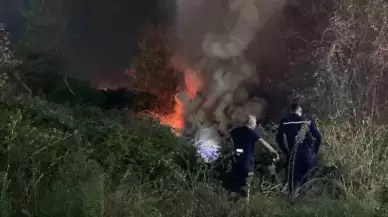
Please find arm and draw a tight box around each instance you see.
[251,129,279,161]
[276,120,288,155]
[257,138,279,161]
[309,120,322,154]
[258,138,277,154]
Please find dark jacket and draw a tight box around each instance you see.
[276,113,322,158]
[229,126,261,173]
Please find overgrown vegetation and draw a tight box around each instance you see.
[0,0,388,216]
[0,89,385,216]
[128,24,180,114]
[281,0,388,120]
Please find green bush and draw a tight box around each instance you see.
[2,0,388,215]
[0,99,190,216]
[0,99,386,217]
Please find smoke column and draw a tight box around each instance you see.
[168,0,286,162]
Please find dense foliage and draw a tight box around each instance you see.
[0,99,190,216]
[0,0,388,216]
[0,95,387,216]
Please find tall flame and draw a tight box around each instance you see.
[154,66,202,132]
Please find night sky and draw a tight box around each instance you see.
[0,0,174,86]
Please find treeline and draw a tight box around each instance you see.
[0,0,174,113]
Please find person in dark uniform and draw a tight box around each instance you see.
[229,114,279,200]
[276,103,322,198]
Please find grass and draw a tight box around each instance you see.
[0,98,386,217]
[319,119,388,201]
[2,0,388,214]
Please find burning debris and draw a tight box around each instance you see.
[159,0,286,162]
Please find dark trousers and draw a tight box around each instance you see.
[230,161,254,197]
[286,150,314,198]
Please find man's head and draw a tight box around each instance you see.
[290,103,302,116]
[246,114,257,129]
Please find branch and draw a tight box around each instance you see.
[7,67,32,94]
[63,74,75,96]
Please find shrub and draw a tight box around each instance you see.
[280,0,388,121]
[319,119,388,199]
[0,99,188,216]
[0,23,27,102]
[1,0,388,216]
[1,96,385,217]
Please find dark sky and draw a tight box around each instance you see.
[0,0,24,35]
[0,0,174,87]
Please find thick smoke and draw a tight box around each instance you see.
[170,0,286,162]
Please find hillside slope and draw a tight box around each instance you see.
[0,99,386,217]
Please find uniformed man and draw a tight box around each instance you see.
[276,103,322,198]
[229,114,279,200]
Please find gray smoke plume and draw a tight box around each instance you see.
[169,0,287,162]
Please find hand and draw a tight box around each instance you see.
[273,152,280,162]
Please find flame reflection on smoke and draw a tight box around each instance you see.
[183,68,203,98]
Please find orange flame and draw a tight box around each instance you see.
[157,101,184,130]
[151,67,202,133]
[183,68,202,97]
[134,52,203,133]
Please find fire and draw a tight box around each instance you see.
[133,0,284,162]
[183,68,202,98]
[149,67,202,133]
[156,101,184,131]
